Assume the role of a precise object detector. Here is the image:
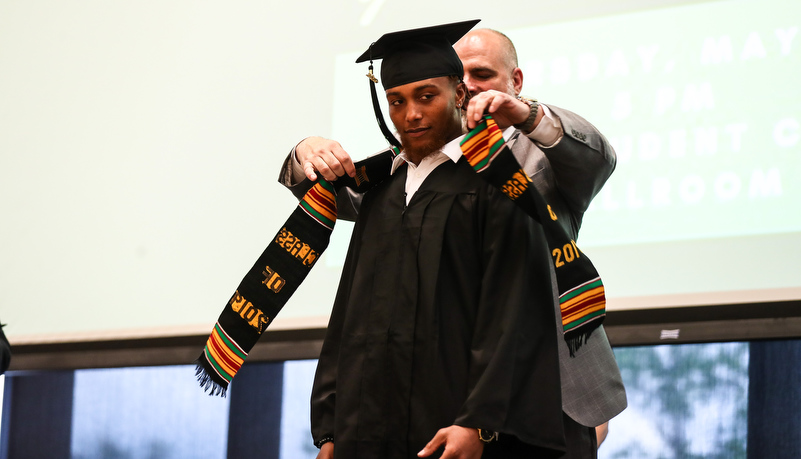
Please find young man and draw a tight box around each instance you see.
[310,21,565,459]
[282,26,626,459]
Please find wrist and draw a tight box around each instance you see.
[294,136,314,164]
[314,436,334,449]
[513,97,539,134]
[477,428,499,443]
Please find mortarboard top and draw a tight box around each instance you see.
[356,20,480,149]
[356,19,480,90]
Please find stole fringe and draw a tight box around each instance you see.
[564,317,603,357]
[194,357,228,397]
[565,333,591,358]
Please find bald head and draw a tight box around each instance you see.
[454,28,523,97]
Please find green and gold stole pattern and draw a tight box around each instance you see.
[461,115,606,354]
[196,152,396,396]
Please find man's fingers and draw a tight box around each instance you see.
[465,92,496,129]
[331,147,357,178]
[303,161,318,182]
[314,156,340,181]
[465,102,482,129]
[472,98,489,118]
[418,430,446,457]
[488,94,511,113]
[305,154,346,182]
[464,90,527,131]
[480,91,514,115]
[320,155,345,181]
[297,137,356,181]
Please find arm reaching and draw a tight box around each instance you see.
[278,137,366,221]
[464,90,542,131]
[295,136,357,182]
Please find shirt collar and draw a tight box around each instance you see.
[390,135,461,174]
[389,125,516,174]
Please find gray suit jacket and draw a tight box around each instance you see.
[278,105,627,427]
[514,105,627,427]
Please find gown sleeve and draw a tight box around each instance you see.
[453,184,566,453]
[309,195,368,445]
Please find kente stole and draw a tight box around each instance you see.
[195,151,396,396]
[460,115,606,355]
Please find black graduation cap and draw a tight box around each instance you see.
[356,20,480,149]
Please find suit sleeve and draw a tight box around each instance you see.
[535,105,617,216]
[308,203,368,445]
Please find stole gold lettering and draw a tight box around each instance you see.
[354,166,369,187]
[552,240,581,269]
[289,240,304,258]
[296,243,311,260]
[304,252,318,266]
[229,291,269,334]
[262,266,286,293]
[547,204,558,221]
[275,228,288,246]
[230,291,248,313]
[500,169,531,200]
[274,227,320,267]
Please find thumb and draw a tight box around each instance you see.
[303,161,318,182]
[418,430,446,457]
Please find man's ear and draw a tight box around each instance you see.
[456,82,467,107]
[512,67,523,96]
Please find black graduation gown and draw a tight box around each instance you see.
[311,158,566,459]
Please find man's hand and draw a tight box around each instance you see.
[418,425,484,459]
[464,90,531,130]
[296,136,356,182]
[315,441,334,459]
[596,421,609,447]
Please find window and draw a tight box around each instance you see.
[600,342,748,458]
[2,340,799,458]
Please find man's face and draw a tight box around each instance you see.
[385,76,465,161]
[454,31,522,97]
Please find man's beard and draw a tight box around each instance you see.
[399,129,451,161]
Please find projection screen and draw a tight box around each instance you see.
[1,0,798,344]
